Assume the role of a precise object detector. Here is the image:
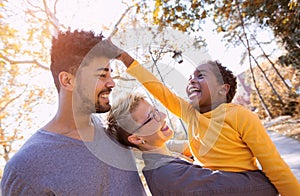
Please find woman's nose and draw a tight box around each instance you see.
[160,111,167,121]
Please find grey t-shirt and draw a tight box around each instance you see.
[1,115,146,196]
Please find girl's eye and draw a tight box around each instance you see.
[189,73,204,80]
[197,74,204,78]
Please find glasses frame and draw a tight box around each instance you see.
[131,108,161,134]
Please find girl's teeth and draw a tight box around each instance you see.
[188,92,199,99]
[189,88,200,93]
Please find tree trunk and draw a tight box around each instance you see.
[251,34,291,90]
[236,0,273,118]
[239,40,285,106]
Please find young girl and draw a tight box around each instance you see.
[107,93,278,195]
[114,49,300,196]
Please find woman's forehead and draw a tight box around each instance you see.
[130,101,152,122]
[136,100,152,112]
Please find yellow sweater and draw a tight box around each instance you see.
[127,61,300,196]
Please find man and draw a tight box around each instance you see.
[1,30,146,195]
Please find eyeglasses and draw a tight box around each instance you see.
[132,108,161,134]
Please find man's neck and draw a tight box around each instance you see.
[43,112,95,141]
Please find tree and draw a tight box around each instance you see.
[241,0,300,70]
[0,0,61,164]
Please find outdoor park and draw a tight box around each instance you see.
[0,0,299,194]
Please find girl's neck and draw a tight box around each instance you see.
[199,101,226,113]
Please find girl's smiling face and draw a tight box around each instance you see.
[186,63,228,113]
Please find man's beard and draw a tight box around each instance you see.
[95,99,111,113]
[73,89,111,115]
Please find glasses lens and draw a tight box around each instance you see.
[132,109,161,133]
[153,109,161,122]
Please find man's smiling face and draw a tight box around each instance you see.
[74,56,115,114]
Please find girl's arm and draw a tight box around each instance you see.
[238,107,300,196]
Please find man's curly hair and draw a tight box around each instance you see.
[50,30,104,92]
[207,61,237,103]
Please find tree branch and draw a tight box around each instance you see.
[235,0,273,118]
[239,37,284,106]
[42,0,60,32]
[2,56,49,70]
[0,88,27,113]
[25,0,44,12]
[250,34,291,90]
[109,4,134,38]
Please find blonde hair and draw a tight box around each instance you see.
[107,93,146,148]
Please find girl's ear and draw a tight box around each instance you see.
[128,134,144,146]
[59,71,74,91]
[219,84,230,95]
[223,84,230,94]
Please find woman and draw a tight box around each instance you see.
[107,93,278,196]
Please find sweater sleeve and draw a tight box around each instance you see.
[127,60,184,117]
[237,107,300,196]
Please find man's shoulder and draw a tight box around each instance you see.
[5,131,48,166]
[6,130,74,168]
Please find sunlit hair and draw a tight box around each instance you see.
[206,60,237,103]
[50,30,104,92]
[107,93,146,149]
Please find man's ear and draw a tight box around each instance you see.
[128,134,143,146]
[58,71,74,91]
